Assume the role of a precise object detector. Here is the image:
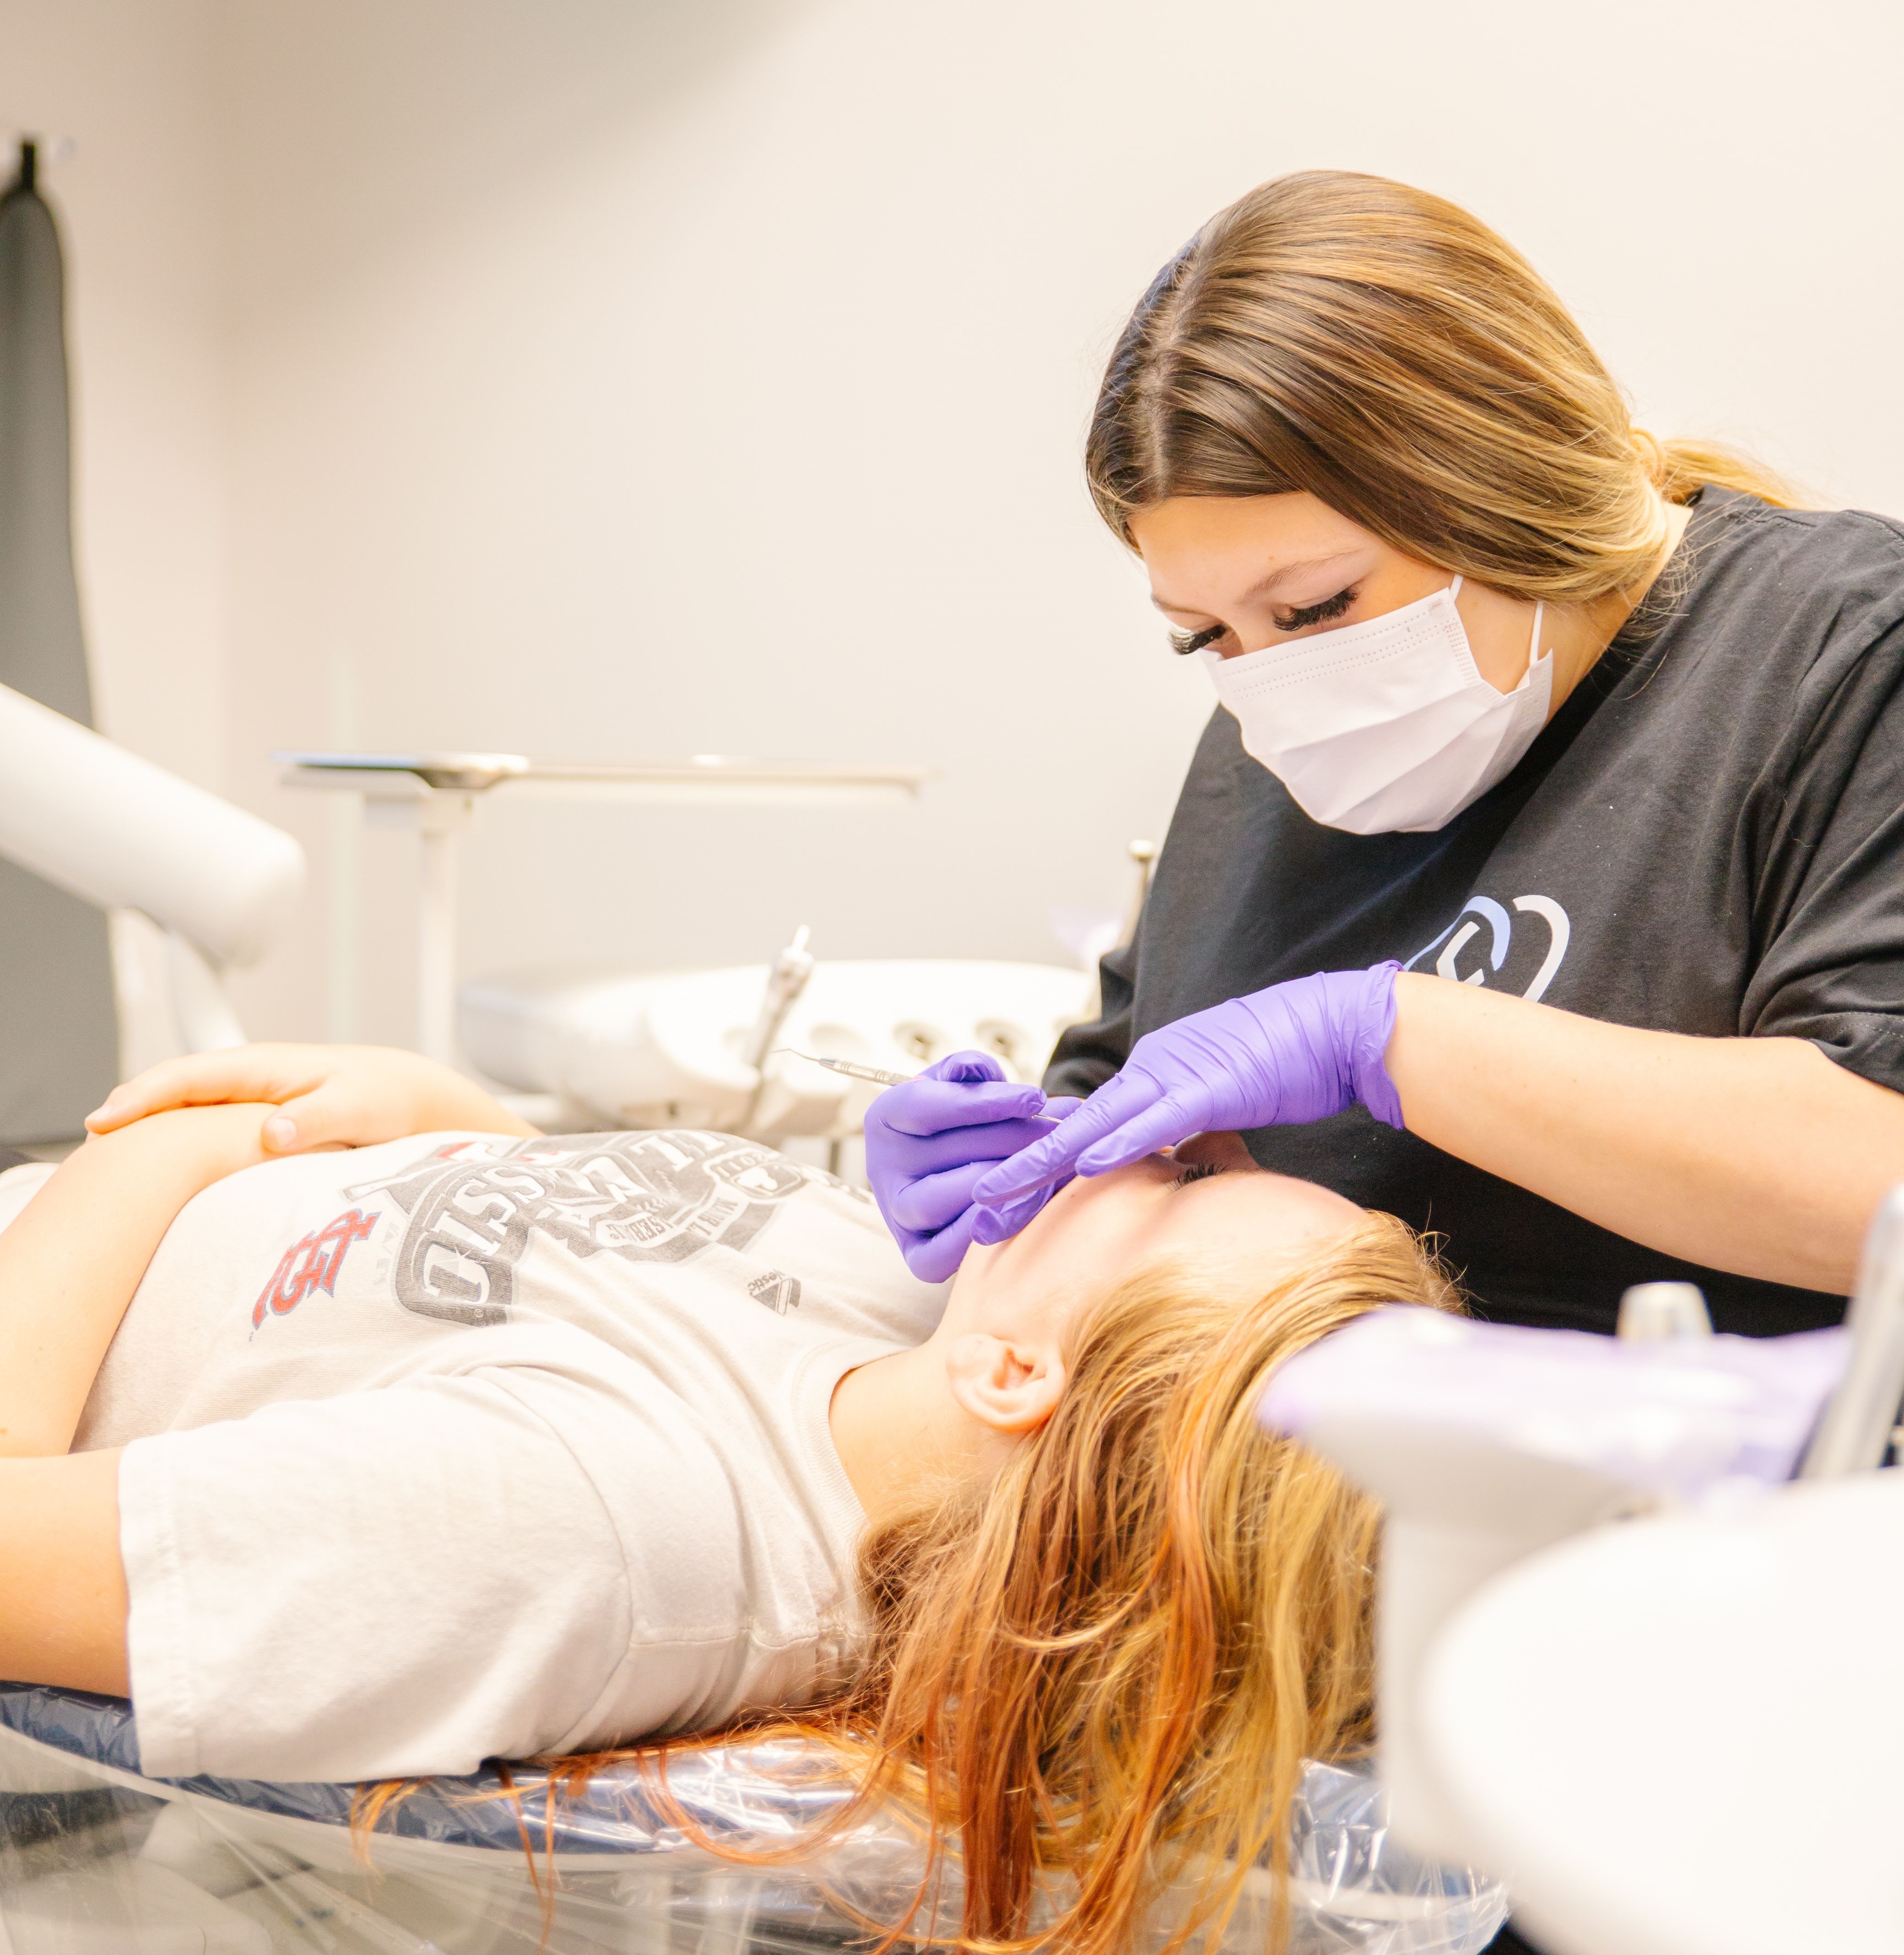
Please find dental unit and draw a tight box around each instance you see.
[459,950,1094,1148]
[454,817,1166,1148]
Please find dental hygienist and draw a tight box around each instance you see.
[866,168,1904,1338]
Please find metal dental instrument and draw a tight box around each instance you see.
[775,1049,912,1086]
[775,1048,1064,1118]
[739,926,817,1135]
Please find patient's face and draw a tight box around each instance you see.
[952,1132,1362,1333]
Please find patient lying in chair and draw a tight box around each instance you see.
[2,1047,1457,1955]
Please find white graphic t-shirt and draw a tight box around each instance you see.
[1,1131,946,1784]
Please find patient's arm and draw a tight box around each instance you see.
[85,1043,542,1154]
[0,1451,128,1694]
[0,1107,284,1694]
[0,1104,276,1458]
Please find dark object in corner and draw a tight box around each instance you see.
[0,137,121,1142]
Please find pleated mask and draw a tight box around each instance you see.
[1201,576,1554,834]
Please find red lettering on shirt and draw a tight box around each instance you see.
[252,1208,381,1331]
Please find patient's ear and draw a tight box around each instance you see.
[943,1332,1066,1435]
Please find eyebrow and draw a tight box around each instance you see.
[1150,553,1361,617]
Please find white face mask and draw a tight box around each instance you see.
[1200,576,1555,834]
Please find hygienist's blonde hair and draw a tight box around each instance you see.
[492,1209,1460,1955]
[1088,170,1801,602]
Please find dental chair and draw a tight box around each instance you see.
[0,714,1508,1948]
[0,1685,1505,1955]
[1260,1199,1904,1955]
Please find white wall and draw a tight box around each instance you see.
[214,0,1221,1049]
[18,0,1904,1060]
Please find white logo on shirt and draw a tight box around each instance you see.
[1404,894,1571,1002]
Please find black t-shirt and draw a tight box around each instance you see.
[1046,489,1904,1337]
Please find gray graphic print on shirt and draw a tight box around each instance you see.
[345,1130,845,1327]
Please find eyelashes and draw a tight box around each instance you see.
[1169,623,1228,657]
[1173,1160,1227,1187]
[1166,585,1360,656]
[1275,585,1358,631]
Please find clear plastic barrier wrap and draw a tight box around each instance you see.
[0,1684,1506,1955]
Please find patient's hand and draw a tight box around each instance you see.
[84,1044,541,1154]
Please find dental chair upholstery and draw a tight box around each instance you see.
[0,1682,1504,1955]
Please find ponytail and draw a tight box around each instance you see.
[1630,428,1807,509]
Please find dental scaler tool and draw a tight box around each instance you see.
[776,1050,1064,1119]
[776,1050,915,1087]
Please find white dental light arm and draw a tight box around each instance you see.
[1257,1302,1853,1870]
[1260,1327,1644,1867]
[0,681,306,1050]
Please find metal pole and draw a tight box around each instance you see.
[414,795,472,1066]
[1802,1184,1904,1478]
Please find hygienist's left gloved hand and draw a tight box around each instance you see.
[863,1052,1081,1283]
[969,964,1404,1231]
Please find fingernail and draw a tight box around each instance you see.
[264,1115,298,1151]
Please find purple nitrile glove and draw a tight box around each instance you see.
[863,1049,1082,1283]
[970,963,1404,1216]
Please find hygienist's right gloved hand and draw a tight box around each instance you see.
[863,1052,1077,1283]
[969,964,1404,1223]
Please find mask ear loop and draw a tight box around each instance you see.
[1465,579,1547,688]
